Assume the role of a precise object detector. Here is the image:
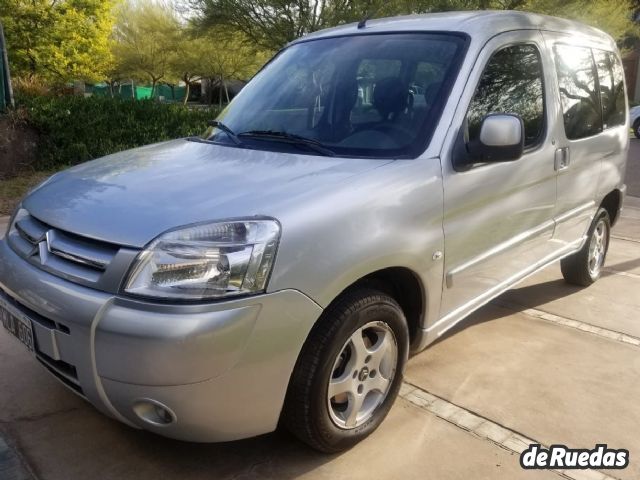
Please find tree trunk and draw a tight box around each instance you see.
[206,78,213,105]
[0,21,14,108]
[218,77,224,109]
[183,79,190,105]
[224,81,230,104]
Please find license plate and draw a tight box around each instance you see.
[1,304,34,352]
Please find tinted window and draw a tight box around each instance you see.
[350,59,403,125]
[350,58,447,130]
[594,50,626,129]
[467,44,545,148]
[207,34,466,159]
[554,45,602,139]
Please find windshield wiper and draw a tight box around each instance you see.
[238,130,335,157]
[208,120,241,145]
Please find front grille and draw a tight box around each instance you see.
[37,354,85,397]
[8,211,121,286]
[1,287,60,332]
[0,288,85,398]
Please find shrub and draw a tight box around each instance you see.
[18,95,220,169]
[12,77,52,98]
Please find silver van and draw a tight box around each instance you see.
[0,11,628,452]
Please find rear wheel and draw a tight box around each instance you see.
[283,288,409,453]
[634,119,640,139]
[561,208,610,286]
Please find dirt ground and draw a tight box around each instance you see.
[0,114,38,178]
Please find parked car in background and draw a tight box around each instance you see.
[631,105,640,138]
[0,11,628,453]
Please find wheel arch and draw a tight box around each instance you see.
[325,266,426,349]
[600,189,623,227]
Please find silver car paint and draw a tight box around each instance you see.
[0,11,628,442]
[0,238,323,440]
[22,140,395,248]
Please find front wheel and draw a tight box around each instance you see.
[283,288,409,453]
[561,207,611,286]
[634,120,640,139]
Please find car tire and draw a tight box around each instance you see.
[561,207,611,286]
[283,288,409,453]
[634,119,640,139]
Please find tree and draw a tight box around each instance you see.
[191,0,392,51]
[521,0,638,42]
[104,37,132,98]
[112,1,181,96]
[191,0,638,52]
[196,30,269,106]
[0,0,116,84]
[168,35,206,104]
[167,27,268,104]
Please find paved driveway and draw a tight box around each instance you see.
[627,138,640,197]
[1,200,639,480]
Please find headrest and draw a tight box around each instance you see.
[334,77,358,116]
[424,82,443,106]
[373,77,409,120]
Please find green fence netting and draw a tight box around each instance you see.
[89,83,186,102]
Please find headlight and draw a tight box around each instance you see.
[6,206,27,237]
[124,219,280,300]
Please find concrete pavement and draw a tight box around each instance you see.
[626,139,639,197]
[0,200,639,479]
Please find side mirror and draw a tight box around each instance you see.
[453,114,525,170]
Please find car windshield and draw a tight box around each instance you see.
[204,33,466,158]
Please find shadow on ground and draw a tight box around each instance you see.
[2,406,341,480]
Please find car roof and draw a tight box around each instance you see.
[291,10,615,49]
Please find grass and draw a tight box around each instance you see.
[0,171,55,216]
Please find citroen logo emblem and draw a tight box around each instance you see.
[27,243,39,257]
[37,241,48,265]
[28,230,51,265]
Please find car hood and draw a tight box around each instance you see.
[23,139,393,248]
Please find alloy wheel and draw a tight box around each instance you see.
[588,218,608,277]
[327,321,398,429]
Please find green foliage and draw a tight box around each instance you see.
[109,2,269,102]
[193,29,271,81]
[168,30,269,103]
[192,0,639,52]
[0,0,116,84]
[111,1,182,92]
[521,0,639,42]
[192,0,376,50]
[19,95,219,169]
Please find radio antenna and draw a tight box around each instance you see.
[357,3,378,29]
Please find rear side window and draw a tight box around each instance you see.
[554,45,602,140]
[593,50,626,129]
[467,44,545,148]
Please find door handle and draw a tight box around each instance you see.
[554,147,570,171]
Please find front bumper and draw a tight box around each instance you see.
[0,239,322,441]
